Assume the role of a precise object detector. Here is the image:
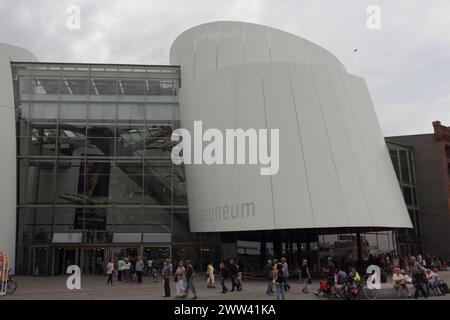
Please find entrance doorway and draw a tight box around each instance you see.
[32,247,49,276]
[81,248,105,275]
[53,248,78,275]
[143,247,170,272]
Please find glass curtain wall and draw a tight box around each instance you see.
[12,63,219,275]
[387,141,422,257]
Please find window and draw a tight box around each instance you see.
[402,186,414,206]
[13,63,189,275]
[399,150,411,183]
[389,150,400,180]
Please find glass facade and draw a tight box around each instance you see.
[387,141,422,257]
[12,63,219,275]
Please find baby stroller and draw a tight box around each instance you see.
[315,279,338,299]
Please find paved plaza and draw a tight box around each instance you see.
[2,271,450,300]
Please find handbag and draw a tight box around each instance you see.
[308,278,312,284]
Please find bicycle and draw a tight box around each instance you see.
[0,274,17,295]
[343,275,378,300]
[315,275,378,300]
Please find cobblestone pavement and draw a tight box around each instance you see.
[2,271,450,300]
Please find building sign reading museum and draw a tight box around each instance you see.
[199,202,256,223]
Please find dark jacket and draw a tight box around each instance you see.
[220,267,230,278]
[275,271,285,284]
[185,265,195,280]
[230,263,239,276]
[263,264,273,280]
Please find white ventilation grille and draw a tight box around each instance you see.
[194,30,244,42]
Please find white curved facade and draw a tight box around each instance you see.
[0,43,36,272]
[170,21,413,232]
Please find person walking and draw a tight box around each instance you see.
[300,259,311,293]
[410,256,428,299]
[207,262,215,288]
[272,260,279,283]
[123,258,131,282]
[117,257,125,281]
[175,260,185,298]
[264,260,274,295]
[274,262,285,300]
[130,257,135,282]
[273,259,279,268]
[135,256,144,283]
[146,259,152,277]
[96,256,104,275]
[229,259,239,292]
[162,259,173,297]
[219,261,229,293]
[281,258,290,291]
[184,260,198,299]
[417,254,424,266]
[106,259,115,285]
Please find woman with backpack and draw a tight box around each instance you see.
[274,263,285,300]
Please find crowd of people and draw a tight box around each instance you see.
[102,257,245,299]
[390,255,449,298]
[100,252,448,300]
[111,256,145,283]
[367,252,448,274]
[262,257,311,300]
[320,253,449,299]
[104,255,166,285]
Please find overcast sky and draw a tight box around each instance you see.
[1,0,448,136]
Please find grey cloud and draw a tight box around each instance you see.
[0,0,448,135]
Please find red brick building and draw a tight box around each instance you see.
[433,121,450,214]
